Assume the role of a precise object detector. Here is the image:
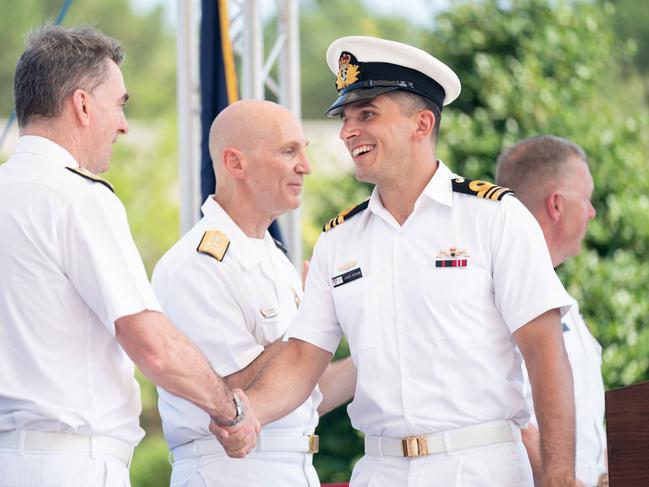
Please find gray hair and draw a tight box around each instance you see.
[13,25,124,127]
[496,134,587,208]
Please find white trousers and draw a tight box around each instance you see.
[0,450,130,487]
[170,451,320,487]
[350,440,533,487]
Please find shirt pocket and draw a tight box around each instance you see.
[419,266,493,342]
[254,311,286,345]
[331,274,379,354]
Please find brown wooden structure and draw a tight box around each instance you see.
[606,380,649,486]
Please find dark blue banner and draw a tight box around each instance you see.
[199,0,236,202]
[199,0,284,244]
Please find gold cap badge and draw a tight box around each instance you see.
[336,51,361,91]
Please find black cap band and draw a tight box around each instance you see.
[343,61,446,110]
[340,79,414,95]
[327,57,447,117]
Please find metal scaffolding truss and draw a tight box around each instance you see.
[176,0,303,268]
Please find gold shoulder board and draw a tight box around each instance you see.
[451,177,514,201]
[65,166,115,193]
[323,199,369,232]
[197,230,230,261]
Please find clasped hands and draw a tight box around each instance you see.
[209,388,260,458]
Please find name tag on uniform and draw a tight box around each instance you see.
[331,268,362,288]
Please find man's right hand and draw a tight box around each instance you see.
[209,388,260,458]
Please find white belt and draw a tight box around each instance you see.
[365,420,521,458]
[0,430,134,466]
[172,431,319,461]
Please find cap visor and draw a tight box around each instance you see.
[325,86,399,117]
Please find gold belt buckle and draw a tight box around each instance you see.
[401,435,429,457]
[308,434,319,454]
[597,473,608,487]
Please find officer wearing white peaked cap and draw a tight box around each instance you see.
[221,36,577,487]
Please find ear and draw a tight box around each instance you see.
[545,192,563,224]
[222,147,246,179]
[412,109,435,141]
[70,89,91,127]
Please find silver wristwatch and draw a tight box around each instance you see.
[217,392,245,427]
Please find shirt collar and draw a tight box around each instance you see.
[14,135,79,168]
[200,196,267,271]
[368,160,455,217]
[419,160,455,207]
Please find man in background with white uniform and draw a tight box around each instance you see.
[497,134,607,487]
[214,36,577,486]
[153,99,356,486]
[0,25,258,486]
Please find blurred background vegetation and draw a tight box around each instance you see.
[1,0,649,484]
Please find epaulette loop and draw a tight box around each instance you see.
[451,177,514,201]
[65,166,115,193]
[323,199,369,232]
[273,238,288,256]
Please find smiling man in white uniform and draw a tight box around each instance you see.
[0,25,258,486]
[152,100,356,486]
[497,135,606,487]
[213,36,577,486]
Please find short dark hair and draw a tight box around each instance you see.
[386,91,442,142]
[13,25,124,127]
[496,134,587,208]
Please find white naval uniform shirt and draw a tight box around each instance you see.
[153,197,321,451]
[524,295,607,484]
[0,136,161,445]
[289,161,572,439]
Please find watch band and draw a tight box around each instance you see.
[216,392,245,427]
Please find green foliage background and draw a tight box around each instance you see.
[2,0,649,484]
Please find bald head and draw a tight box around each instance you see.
[496,135,587,213]
[208,100,311,228]
[209,100,300,174]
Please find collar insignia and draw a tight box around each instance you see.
[259,307,278,319]
[336,51,361,91]
[291,285,302,309]
[197,230,230,262]
[435,247,469,268]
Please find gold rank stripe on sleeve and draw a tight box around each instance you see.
[322,199,370,232]
[65,166,115,193]
[451,177,514,201]
[196,230,230,262]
